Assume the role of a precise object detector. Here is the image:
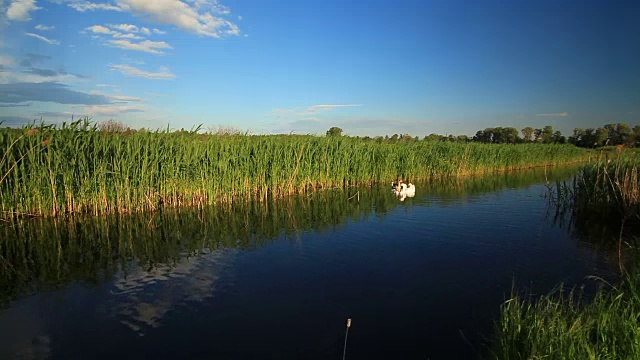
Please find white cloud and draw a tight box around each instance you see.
[307,104,363,112]
[536,112,569,117]
[89,89,144,103]
[62,0,240,38]
[25,33,61,45]
[113,32,143,39]
[75,104,145,116]
[109,64,176,80]
[152,28,167,35]
[109,23,138,32]
[35,24,56,31]
[108,94,144,102]
[108,39,172,54]
[115,0,240,38]
[34,111,76,119]
[0,55,16,67]
[6,0,40,21]
[0,68,85,84]
[68,1,122,12]
[85,25,143,39]
[271,104,364,123]
[86,25,113,34]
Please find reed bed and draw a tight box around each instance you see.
[0,187,385,305]
[489,154,640,359]
[548,151,640,252]
[0,167,578,306]
[489,268,640,360]
[0,120,591,219]
[558,153,640,222]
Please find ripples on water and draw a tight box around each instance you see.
[0,166,623,359]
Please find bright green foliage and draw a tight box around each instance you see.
[552,150,640,223]
[490,269,640,360]
[0,120,592,218]
[326,126,343,137]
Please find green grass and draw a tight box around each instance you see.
[549,149,640,229]
[489,269,640,360]
[0,119,592,219]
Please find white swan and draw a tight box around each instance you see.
[391,181,416,201]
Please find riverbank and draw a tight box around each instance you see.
[488,154,640,359]
[1,121,593,219]
[489,261,640,360]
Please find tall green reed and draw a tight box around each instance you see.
[489,267,640,360]
[490,152,640,359]
[0,120,592,219]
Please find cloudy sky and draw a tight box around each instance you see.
[0,0,638,136]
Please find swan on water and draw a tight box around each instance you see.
[391,180,416,201]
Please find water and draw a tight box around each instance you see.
[0,167,622,359]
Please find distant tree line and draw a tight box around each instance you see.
[326,122,640,147]
[568,123,640,147]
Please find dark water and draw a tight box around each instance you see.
[0,167,622,359]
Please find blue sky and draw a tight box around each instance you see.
[0,0,638,136]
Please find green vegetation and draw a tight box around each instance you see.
[0,120,591,219]
[554,152,640,224]
[378,122,638,147]
[569,123,640,148]
[0,166,577,307]
[489,152,640,359]
[490,269,640,360]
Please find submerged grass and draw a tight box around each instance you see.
[1,120,592,219]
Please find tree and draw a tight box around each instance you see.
[424,133,441,142]
[616,123,632,145]
[541,125,554,143]
[569,128,584,145]
[595,128,609,146]
[603,124,616,144]
[631,125,640,147]
[502,127,519,144]
[473,130,488,143]
[521,127,534,142]
[533,128,543,142]
[326,127,343,137]
[582,128,597,147]
[552,131,566,144]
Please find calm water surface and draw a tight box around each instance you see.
[0,167,621,359]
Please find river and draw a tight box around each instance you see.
[0,166,621,359]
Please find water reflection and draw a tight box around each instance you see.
[1,165,611,359]
[109,249,236,336]
[0,165,582,308]
[545,176,640,267]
